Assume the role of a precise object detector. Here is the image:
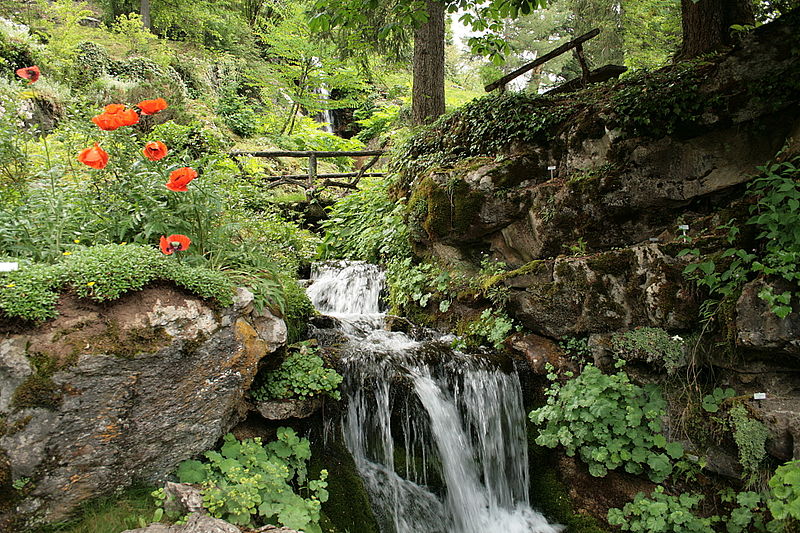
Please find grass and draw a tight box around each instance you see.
[38,485,161,533]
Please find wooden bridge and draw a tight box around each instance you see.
[229,149,386,194]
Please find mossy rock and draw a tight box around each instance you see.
[407,175,485,242]
[309,434,380,533]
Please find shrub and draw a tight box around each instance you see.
[729,403,770,486]
[320,174,411,263]
[529,364,683,482]
[768,460,800,529]
[175,429,328,532]
[0,244,235,321]
[607,487,714,533]
[252,341,342,401]
[611,327,685,374]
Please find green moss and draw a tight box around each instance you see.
[407,175,485,240]
[85,321,171,359]
[528,425,610,533]
[11,374,61,410]
[586,250,636,277]
[482,260,545,288]
[309,436,380,533]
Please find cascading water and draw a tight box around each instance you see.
[307,261,562,533]
[313,86,335,133]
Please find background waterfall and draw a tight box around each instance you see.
[307,261,562,533]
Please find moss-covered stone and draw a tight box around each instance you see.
[85,320,170,359]
[586,250,636,277]
[309,435,380,533]
[407,175,485,242]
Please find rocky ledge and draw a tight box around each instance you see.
[0,285,286,526]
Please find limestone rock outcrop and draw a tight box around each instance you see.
[0,285,286,524]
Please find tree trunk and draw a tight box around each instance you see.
[678,0,754,58]
[412,0,445,126]
[140,0,152,30]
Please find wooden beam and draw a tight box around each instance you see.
[484,28,601,92]
[230,150,386,158]
[545,64,627,95]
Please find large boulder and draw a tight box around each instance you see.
[502,245,697,337]
[0,285,286,524]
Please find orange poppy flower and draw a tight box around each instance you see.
[165,167,197,192]
[143,141,168,161]
[92,105,139,130]
[137,98,168,115]
[118,108,140,127]
[16,66,40,83]
[159,234,191,255]
[77,143,109,169]
[92,113,122,131]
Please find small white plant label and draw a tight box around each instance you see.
[753,392,767,400]
[678,224,689,231]
[0,262,18,272]
[547,165,556,171]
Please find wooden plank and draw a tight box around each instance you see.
[545,64,627,95]
[230,150,386,158]
[484,28,601,92]
[308,153,317,182]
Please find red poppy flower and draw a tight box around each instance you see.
[165,167,198,192]
[143,141,168,161]
[137,98,168,115]
[92,113,122,131]
[77,143,109,169]
[159,234,191,255]
[16,66,40,84]
[117,108,140,127]
[92,105,139,130]
[104,104,126,114]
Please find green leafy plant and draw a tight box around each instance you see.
[458,308,517,350]
[681,155,800,318]
[175,429,328,532]
[252,341,342,401]
[701,387,735,413]
[558,336,593,360]
[0,245,234,321]
[611,327,685,374]
[530,364,683,482]
[607,487,715,532]
[728,403,770,486]
[768,459,800,529]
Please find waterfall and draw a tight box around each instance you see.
[307,261,562,533]
[314,86,335,134]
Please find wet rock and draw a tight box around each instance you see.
[736,280,800,356]
[0,287,286,523]
[0,337,31,412]
[506,333,575,375]
[255,398,322,420]
[507,245,697,337]
[163,482,204,516]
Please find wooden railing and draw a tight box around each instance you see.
[229,149,386,192]
[485,29,601,93]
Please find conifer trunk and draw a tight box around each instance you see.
[412,0,445,126]
[678,0,754,58]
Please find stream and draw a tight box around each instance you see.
[306,261,562,533]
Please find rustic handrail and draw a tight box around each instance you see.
[484,28,601,92]
[228,149,388,195]
[230,150,385,158]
